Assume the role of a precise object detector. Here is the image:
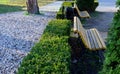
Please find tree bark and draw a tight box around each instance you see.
[26,0,40,14]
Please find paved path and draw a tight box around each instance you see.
[99,0,116,6]
[96,0,118,12]
[85,0,118,42]
[39,1,63,12]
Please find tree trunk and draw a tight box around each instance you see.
[26,0,40,14]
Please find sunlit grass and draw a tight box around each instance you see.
[0,0,55,13]
[0,4,25,13]
[0,0,55,6]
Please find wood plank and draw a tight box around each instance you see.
[88,29,97,50]
[90,29,100,50]
[76,17,86,37]
[87,30,95,50]
[92,29,103,50]
[85,30,92,49]
[74,3,90,18]
[80,11,90,18]
[76,17,87,47]
[73,16,78,33]
[76,17,89,48]
[78,27,88,48]
[76,17,81,32]
[76,17,84,29]
[94,29,106,49]
[74,4,81,17]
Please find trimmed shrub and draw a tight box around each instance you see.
[93,1,99,12]
[17,19,71,74]
[44,19,71,36]
[116,0,120,7]
[56,1,74,19]
[99,0,120,73]
[56,10,65,19]
[62,1,74,7]
[76,0,99,12]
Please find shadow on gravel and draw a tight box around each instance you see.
[0,4,24,13]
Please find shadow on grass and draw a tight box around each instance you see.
[0,4,25,13]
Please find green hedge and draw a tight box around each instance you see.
[99,0,120,73]
[76,0,99,12]
[116,0,120,7]
[56,10,65,19]
[17,19,71,74]
[56,1,74,19]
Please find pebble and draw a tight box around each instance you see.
[0,11,55,74]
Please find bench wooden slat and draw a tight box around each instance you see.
[74,3,90,18]
[73,16,78,33]
[89,29,98,50]
[92,29,103,50]
[76,17,89,48]
[76,16,84,29]
[73,16,88,47]
[94,29,106,49]
[80,11,90,18]
[90,29,100,50]
[85,30,91,49]
[73,16,106,50]
[87,30,96,50]
[86,30,92,49]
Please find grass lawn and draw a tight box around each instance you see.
[0,4,24,13]
[0,0,54,13]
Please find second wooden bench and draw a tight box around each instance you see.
[74,3,91,18]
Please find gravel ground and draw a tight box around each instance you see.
[0,11,55,74]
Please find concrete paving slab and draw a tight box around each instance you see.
[96,0,118,12]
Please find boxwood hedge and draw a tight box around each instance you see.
[17,19,71,74]
[99,0,120,73]
[56,1,74,19]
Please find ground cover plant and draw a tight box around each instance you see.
[56,1,74,19]
[0,0,25,13]
[99,0,120,73]
[0,4,24,13]
[17,19,72,74]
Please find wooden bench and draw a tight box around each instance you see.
[73,16,106,50]
[74,3,91,18]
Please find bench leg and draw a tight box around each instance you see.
[97,50,105,63]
